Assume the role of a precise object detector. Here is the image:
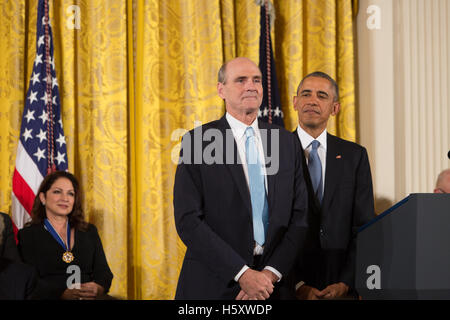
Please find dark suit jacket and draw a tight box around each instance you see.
[292,131,375,294]
[0,212,37,300]
[0,212,21,262]
[0,258,37,300]
[173,115,308,299]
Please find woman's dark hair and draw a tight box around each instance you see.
[29,171,88,231]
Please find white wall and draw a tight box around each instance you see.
[357,0,450,214]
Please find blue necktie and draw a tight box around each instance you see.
[308,140,323,203]
[245,127,268,246]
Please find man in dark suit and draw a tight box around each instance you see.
[292,72,375,299]
[0,212,36,299]
[173,57,308,300]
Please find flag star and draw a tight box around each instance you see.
[45,56,55,70]
[43,75,58,88]
[273,106,281,117]
[33,147,46,162]
[31,72,40,85]
[56,133,66,147]
[263,107,269,117]
[59,119,64,128]
[40,92,50,105]
[22,128,33,142]
[24,109,35,123]
[28,90,38,105]
[258,109,262,118]
[55,151,66,165]
[35,54,43,66]
[43,74,53,87]
[38,35,45,47]
[36,129,47,143]
[52,96,57,105]
[38,110,49,124]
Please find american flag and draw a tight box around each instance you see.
[12,0,68,232]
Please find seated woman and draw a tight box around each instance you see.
[18,171,113,300]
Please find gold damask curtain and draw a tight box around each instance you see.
[0,0,357,299]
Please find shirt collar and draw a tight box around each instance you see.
[296,124,327,150]
[226,112,259,140]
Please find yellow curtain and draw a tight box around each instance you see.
[275,0,357,138]
[0,0,357,299]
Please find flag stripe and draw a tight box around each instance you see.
[14,141,44,194]
[11,194,32,231]
[12,168,36,215]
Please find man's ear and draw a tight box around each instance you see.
[293,95,299,111]
[217,82,225,100]
[331,102,341,116]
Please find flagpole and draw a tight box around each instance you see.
[44,0,56,174]
[264,0,272,124]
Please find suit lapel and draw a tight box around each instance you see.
[322,133,343,212]
[217,116,252,214]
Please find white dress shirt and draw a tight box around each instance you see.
[296,125,327,195]
[226,113,268,192]
[225,113,282,283]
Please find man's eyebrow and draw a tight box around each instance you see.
[300,89,329,97]
[234,75,261,80]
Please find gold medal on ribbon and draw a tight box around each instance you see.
[62,251,74,263]
[44,219,74,264]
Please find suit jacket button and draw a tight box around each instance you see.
[320,228,324,236]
